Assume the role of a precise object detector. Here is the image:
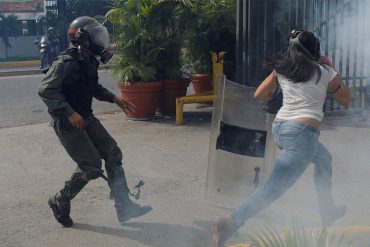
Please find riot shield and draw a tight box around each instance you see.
[206,77,277,207]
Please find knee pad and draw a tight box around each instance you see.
[85,168,105,180]
[78,156,103,181]
[79,166,104,181]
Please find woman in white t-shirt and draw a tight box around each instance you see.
[212,30,351,247]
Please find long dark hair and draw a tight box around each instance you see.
[264,30,327,83]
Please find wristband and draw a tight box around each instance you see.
[330,84,341,94]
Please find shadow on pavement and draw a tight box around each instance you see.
[73,221,213,247]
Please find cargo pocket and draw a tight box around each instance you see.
[52,116,75,137]
[51,117,62,137]
[59,115,75,131]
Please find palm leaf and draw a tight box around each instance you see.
[247,220,352,247]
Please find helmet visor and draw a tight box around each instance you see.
[85,23,110,49]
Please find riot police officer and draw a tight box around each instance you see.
[46,27,59,63]
[38,16,152,227]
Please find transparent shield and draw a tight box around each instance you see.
[206,77,277,207]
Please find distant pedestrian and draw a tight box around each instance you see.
[212,30,351,247]
[38,16,152,227]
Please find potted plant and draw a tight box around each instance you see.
[183,0,236,94]
[106,0,164,120]
[152,0,193,116]
[107,0,193,117]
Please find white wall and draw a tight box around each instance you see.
[0,36,40,59]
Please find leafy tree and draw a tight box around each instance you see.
[182,0,236,77]
[0,14,22,59]
[106,0,193,82]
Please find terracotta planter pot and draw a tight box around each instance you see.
[157,79,190,116]
[191,73,212,94]
[117,81,162,120]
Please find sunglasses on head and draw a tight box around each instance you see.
[291,30,320,40]
[289,30,320,59]
[291,30,303,39]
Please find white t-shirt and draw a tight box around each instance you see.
[275,65,338,122]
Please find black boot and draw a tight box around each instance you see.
[48,193,73,227]
[108,166,152,224]
[115,199,152,224]
[48,171,88,227]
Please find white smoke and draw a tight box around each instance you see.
[324,1,370,96]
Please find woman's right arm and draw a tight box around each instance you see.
[328,75,351,107]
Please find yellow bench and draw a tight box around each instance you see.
[175,52,224,124]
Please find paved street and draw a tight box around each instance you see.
[0,69,369,246]
[0,70,120,128]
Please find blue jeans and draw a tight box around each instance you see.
[233,119,335,227]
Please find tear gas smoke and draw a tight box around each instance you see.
[208,2,370,239]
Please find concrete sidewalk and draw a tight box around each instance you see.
[0,106,370,247]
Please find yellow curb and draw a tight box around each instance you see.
[0,60,40,67]
[326,225,370,234]
[228,244,250,247]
